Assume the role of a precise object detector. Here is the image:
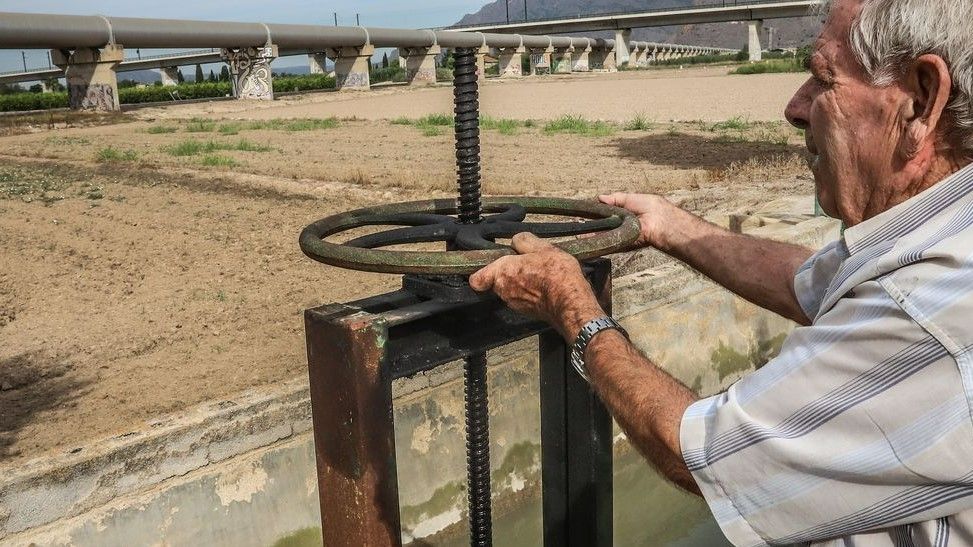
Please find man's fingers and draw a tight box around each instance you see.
[598,192,629,207]
[469,265,496,292]
[469,255,513,292]
[511,232,554,254]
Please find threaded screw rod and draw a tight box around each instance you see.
[453,47,482,224]
[453,47,492,547]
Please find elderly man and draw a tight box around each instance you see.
[470,0,973,544]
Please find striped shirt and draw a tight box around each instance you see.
[681,161,973,547]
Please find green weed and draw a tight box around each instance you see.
[624,113,653,131]
[199,154,238,167]
[163,138,272,156]
[146,125,177,134]
[480,116,524,135]
[184,118,216,132]
[96,146,138,162]
[543,115,616,137]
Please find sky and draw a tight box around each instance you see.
[0,0,490,74]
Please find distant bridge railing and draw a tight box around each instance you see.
[443,0,822,30]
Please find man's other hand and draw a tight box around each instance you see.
[598,193,675,251]
[469,233,605,341]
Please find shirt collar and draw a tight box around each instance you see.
[841,161,973,255]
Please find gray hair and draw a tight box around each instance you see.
[820,0,973,157]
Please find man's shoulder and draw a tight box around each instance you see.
[879,218,973,357]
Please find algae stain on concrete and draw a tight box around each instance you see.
[711,332,788,382]
[271,526,321,547]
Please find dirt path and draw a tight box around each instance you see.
[132,66,809,123]
[0,67,813,466]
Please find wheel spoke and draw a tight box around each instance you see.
[482,203,527,222]
[455,226,505,250]
[345,223,456,249]
[367,213,456,226]
[485,217,622,238]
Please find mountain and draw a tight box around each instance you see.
[453,0,821,50]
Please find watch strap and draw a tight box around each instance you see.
[569,316,628,382]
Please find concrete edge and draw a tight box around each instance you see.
[0,211,842,539]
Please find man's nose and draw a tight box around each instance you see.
[785,80,813,130]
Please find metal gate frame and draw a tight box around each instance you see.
[303,259,614,546]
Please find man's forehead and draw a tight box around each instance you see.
[813,0,862,59]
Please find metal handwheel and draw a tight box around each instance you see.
[299,196,640,275]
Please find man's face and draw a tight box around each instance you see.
[785,0,909,225]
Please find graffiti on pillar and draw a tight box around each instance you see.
[68,83,117,111]
[222,47,275,101]
[336,70,369,89]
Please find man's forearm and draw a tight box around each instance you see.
[657,206,814,325]
[584,329,701,495]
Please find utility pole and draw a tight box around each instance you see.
[524,0,528,22]
[21,51,27,71]
[333,12,338,26]
[505,0,510,24]
[47,51,52,69]
[356,13,360,26]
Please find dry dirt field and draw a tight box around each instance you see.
[0,67,813,465]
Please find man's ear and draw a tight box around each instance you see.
[902,54,953,159]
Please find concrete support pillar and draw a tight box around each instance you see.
[592,47,617,72]
[328,44,375,91]
[650,46,659,65]
[748,20,764,62]
[308,53,329,75]
[498,46,525,78]
[634,46,649,68]
[475,45,490,79]
[160,66,180,86]
[572,46,591,72]
[402,45,441,85]
[552,47,573,74]
[614,28,632,66]
[221,44,277,100]
[528,47,553,76]
[51,44,124,111]
[397,50,408,69]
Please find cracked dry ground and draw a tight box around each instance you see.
[0,100,812,466]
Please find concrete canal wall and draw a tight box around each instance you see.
[0,199,841,546]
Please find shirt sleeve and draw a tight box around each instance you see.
[680,280,973,547]
[793,240,846,321]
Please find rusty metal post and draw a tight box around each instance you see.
[305,304,402,547]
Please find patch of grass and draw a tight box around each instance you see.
[624,113,653,131]
[165,139,206,156]
[96,146,138,163]
[420,125,444,137]
[709,116,754,132]
[543,115,616,137]
[163,138,272,156]
[390,117,413,125]
[146,125,177,134]
[481,116,524,135]
[231,138,273,152]
[217,123,242,135]
[417,113,453,126]
[730,58,806,75]
[245,118,339,131]
[184,118,216,132]
[199,154,238,167]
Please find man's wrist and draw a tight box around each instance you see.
[558,302,606,342]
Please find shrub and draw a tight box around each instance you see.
[0,92,68,112]
[199,154,238,167]
[730,59,806,75]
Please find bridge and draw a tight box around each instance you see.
[447,0,822,64]
[0,11,735,111]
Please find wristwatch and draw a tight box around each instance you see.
[570,316,629,383]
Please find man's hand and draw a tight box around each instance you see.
[598,192,678,251]
[469,233,604,341]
